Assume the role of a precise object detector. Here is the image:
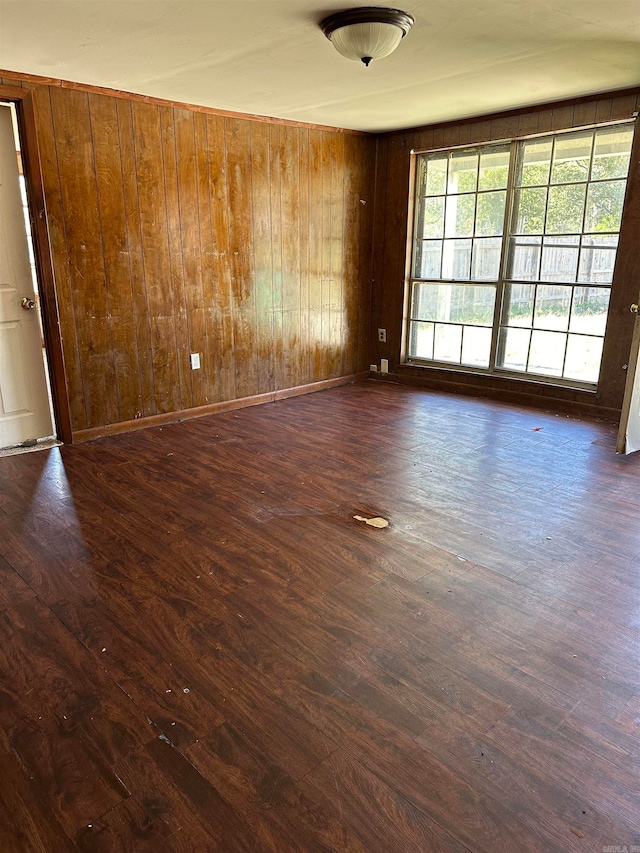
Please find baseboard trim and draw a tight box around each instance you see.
[72,372,369,442]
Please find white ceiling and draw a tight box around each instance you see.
[0,0,638,132]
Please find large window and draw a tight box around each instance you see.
[407,123,634,386]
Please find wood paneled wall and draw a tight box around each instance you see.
[371,90,640,413]
[1,75,375,436]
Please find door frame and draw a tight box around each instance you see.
[0,86,72,444]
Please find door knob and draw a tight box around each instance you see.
[21,297,36,310]
[631,303,639,314]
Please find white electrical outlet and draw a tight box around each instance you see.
[190,353,201,370]
[378,328,387,343]
[380,358,389,374]
[370,364,378,372]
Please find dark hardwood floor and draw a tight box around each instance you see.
[1,380,639,852]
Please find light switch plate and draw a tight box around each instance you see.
[190,353,201,370]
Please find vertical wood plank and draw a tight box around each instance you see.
[442,125,460,149]
[173,107,208,409]
[414,129,434,152]
[490,115,519,140]
[357,136,375,373]
[536,109,553,133]
[250,122,274,395]
[595,99,614,123]
[550,104,575,131]
[330,133,345,380]
[517,111,539,137]
[308,129,324,382]
[226,118,256,399]
[132,101,180,415]
[160,106,192,411]
[320,131,332,379]
[116,99,156,418]
[281,125,301,390]
[458,125,472,146]
[370,136,389,366]
[469,120,491,144]
[572,101,597,128]
[379,136,411,367]
[268,124,284,391]
[206,114,236,403]
[88,93,142,423]
[342,135,360,377]
[298,128,311,387]
[50,86,119,428]
[611,93,638,120]
[194,110,218,407]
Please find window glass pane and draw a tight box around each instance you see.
[478,147,510,190]
[454,284,495,324]
[550,131,593,183]
[540,237,579,282]
[502,283,535,327]
[533,285,572,331]
[584,180,626,233]
[564,334,603,383]
[498,327,530,371]
[445,194,475,237]
[414,240,442,279]
[417,197,445,239]
[528,330,566,376]
[422,156,447,196]
[476,191,506,236]
[472,237,502,280]
[514,187,547,234]
[569,287,610,336]
[434,323,463,362]
[462,326,492,367]
[442,239,472,280]
[592,126,633,180]
[507,237,541,281]
[546,183,586,233]
[411,282,440,320]
[448,151,478,193]
[411,281,431,320]
[578,235,618,284]
[412,282,495,325]
[518,139,552,186]
[409,320,434,359]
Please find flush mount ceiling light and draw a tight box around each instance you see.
[320,6,414,67]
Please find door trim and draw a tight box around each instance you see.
[0,86,72,444]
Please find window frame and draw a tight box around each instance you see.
[402,119,635,390]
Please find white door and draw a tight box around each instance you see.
[616,298,640,454]
[0,105,53,448]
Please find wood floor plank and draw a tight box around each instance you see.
[0,382,639,851]
[0,727,75,852]
[186,721,366,853]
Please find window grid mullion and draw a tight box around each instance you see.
[488,139,519,373]
[575,130,597,283]
[562,287,577,376]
